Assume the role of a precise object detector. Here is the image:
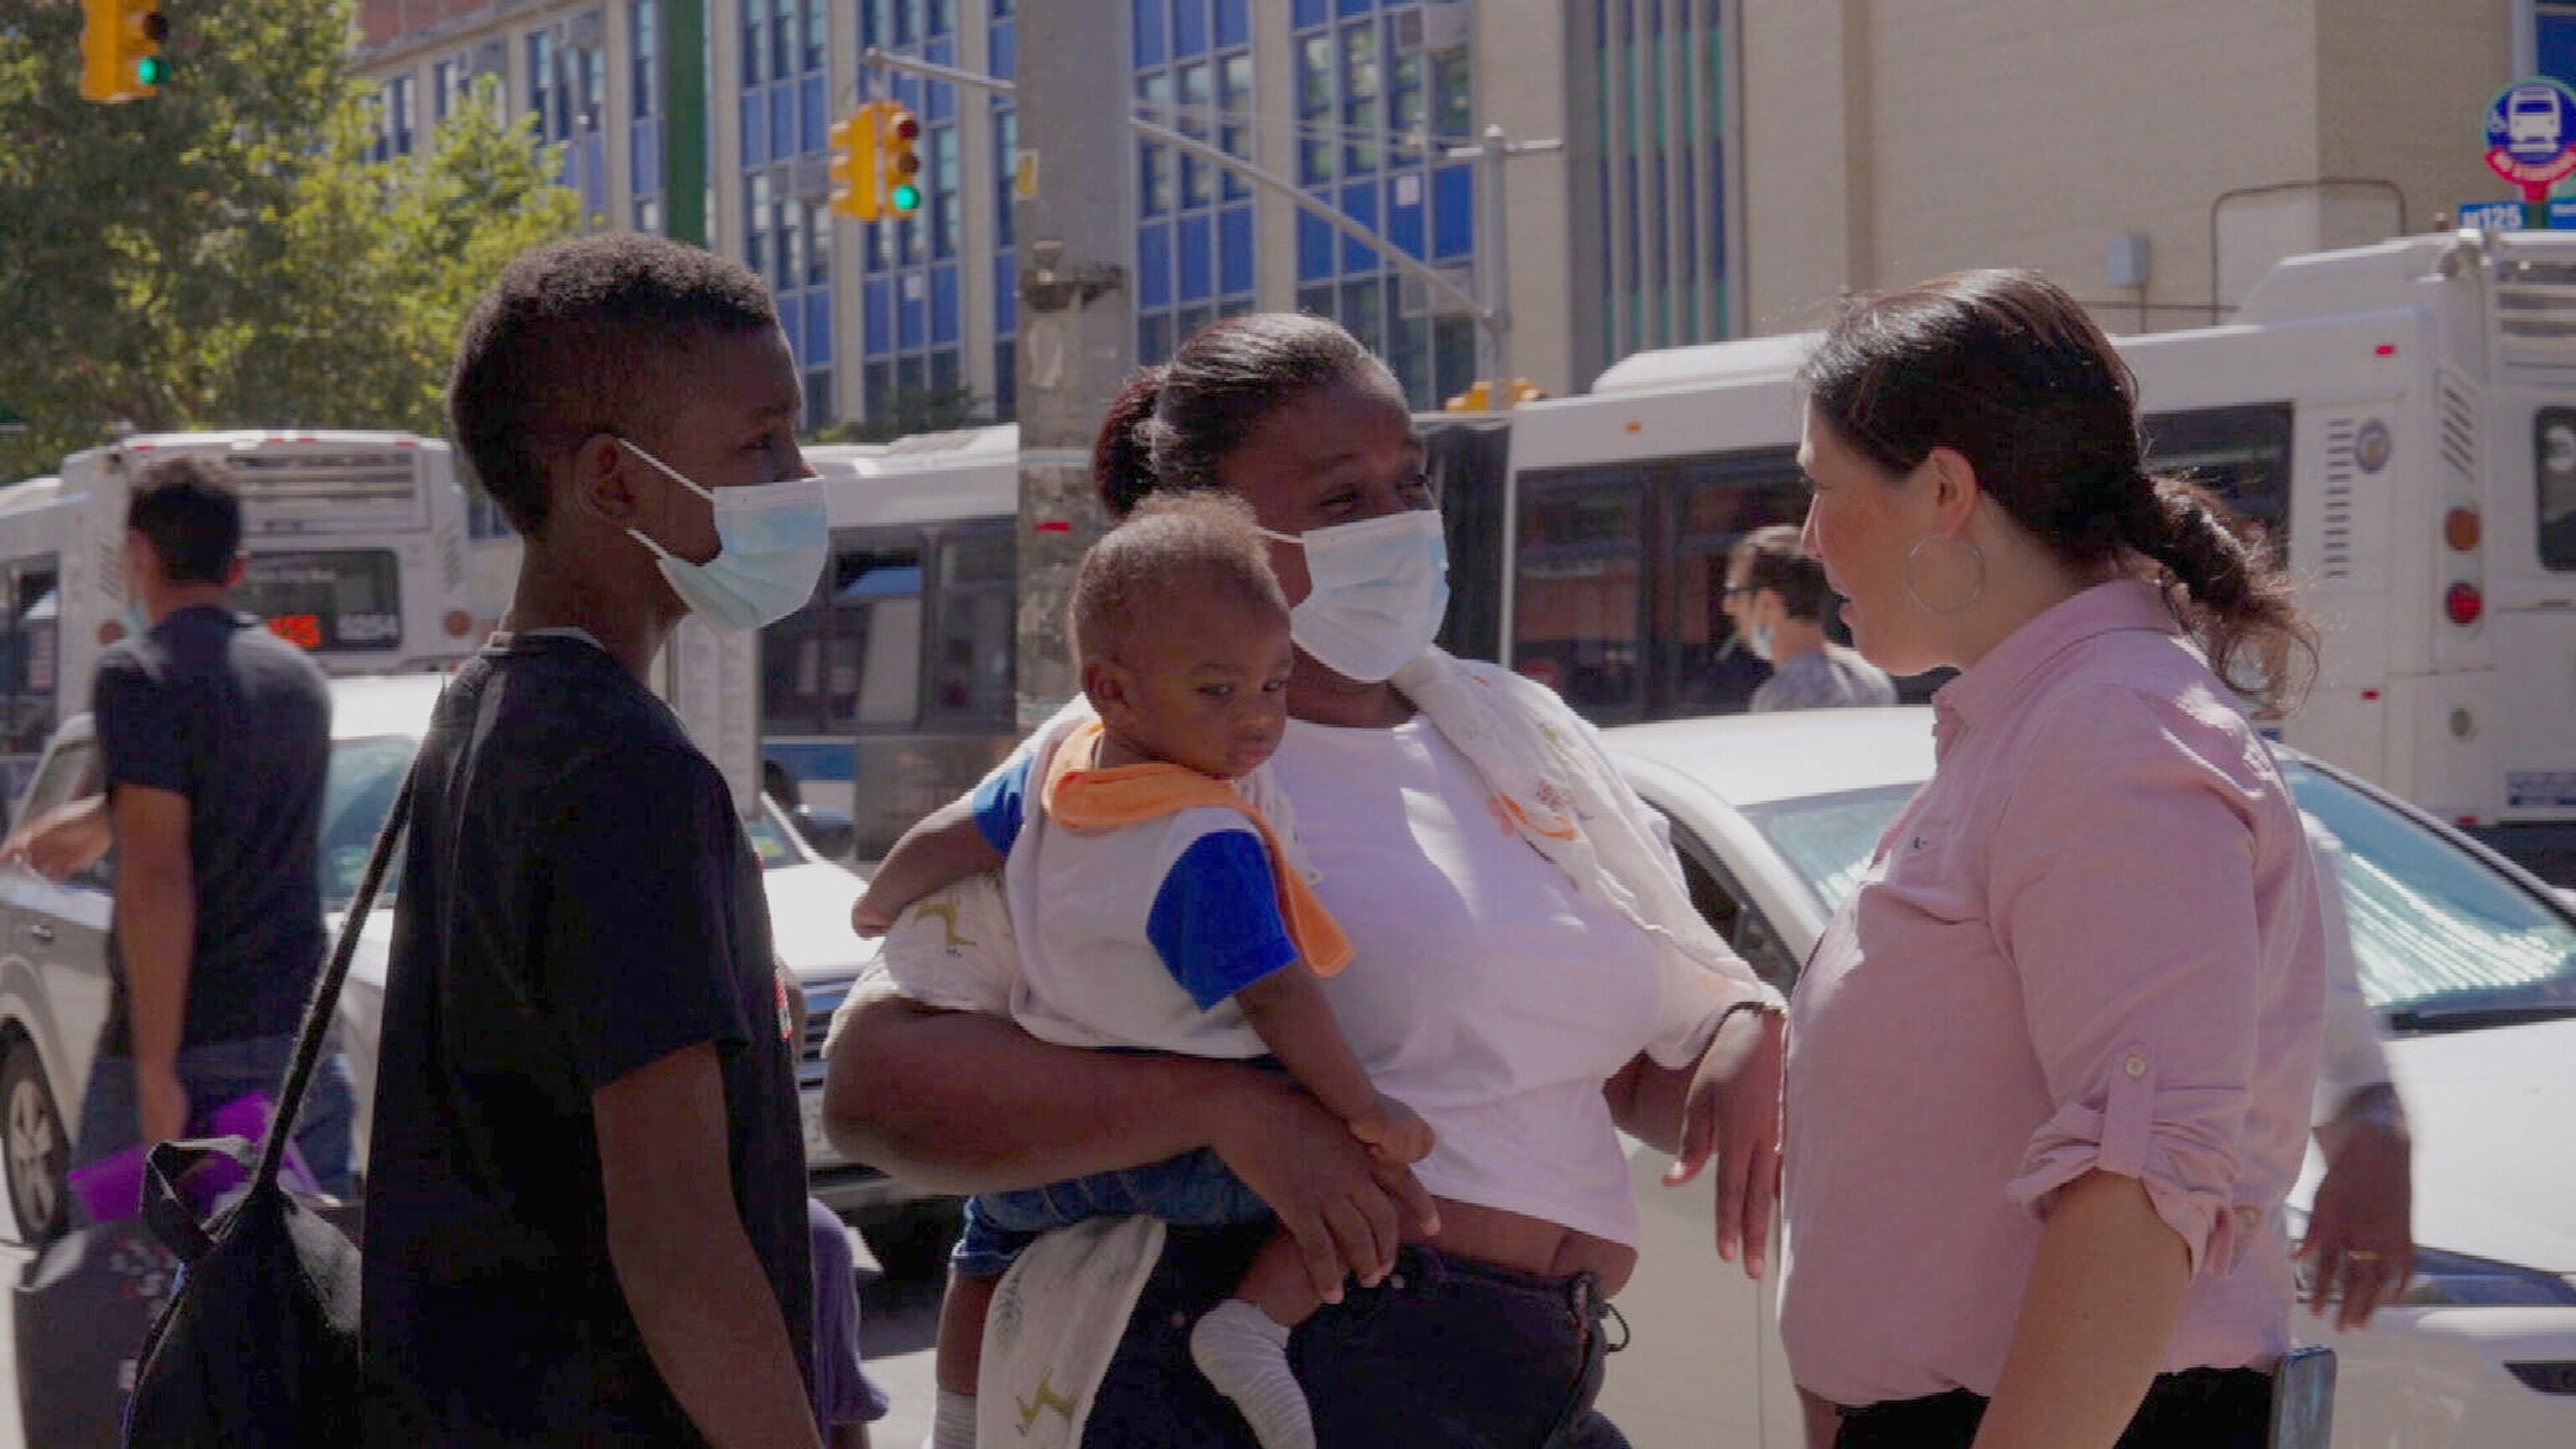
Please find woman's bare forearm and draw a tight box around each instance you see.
[1972,1171,2191,1449]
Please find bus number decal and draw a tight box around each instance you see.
[337,612,402,644]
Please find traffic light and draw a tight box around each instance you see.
[79,0,168,104]
[1444,380,1493,413]
[880,105,922,216]
[1505,377,1547,406]
[828,107,881,221]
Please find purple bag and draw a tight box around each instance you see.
[65,1093,319,1224]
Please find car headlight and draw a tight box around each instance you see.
[2397,1247,2576,1309]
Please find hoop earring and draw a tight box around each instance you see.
[1904,535,1987,615]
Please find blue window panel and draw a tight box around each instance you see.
[927,39,957,121]
[1174,0,1208,57]
[579,133,608,214]
[995,253,1018,335]
[1432,164,1474,259]
[1387,169,1426,259]
[1216,0,1249,47]
[801,75,827,153]
[1294,0,1327,29]
[1339,181,1380,273]
[771,86,796,160]
[865,277,893,354]
[2545,13,2576,89]
[740,92,767,166]
[631,122,661,195]
[778,295,806,366]
[895,73,922,111]
[900,283,927,349]
[1297,208,1334,281]
[1134,0,1166,67]
[1178,213,1213,300]
[932,263,961,344]
[1139,221,1174,309]
[805,290,834,366]
[992,22,1016,79]
[1337,0,1371,16]
[1219,205,1254,294]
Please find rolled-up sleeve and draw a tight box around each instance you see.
[1990,692,2263,1277]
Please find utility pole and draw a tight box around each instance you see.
[1447,124,1562,387]
[662,0,707,246]
[1008,7,1134,728]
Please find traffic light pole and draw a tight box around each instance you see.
[860,47,1502,350]
[1448,126,1562,391]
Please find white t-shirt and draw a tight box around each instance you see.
[1267,714,1690,1249]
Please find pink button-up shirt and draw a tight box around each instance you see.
[1779,579,2325,1408]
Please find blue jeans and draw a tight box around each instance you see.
[953,1145,1270,1278]
[70,1036,358,1214]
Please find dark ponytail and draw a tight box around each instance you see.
[1088,312,1384,519]
[1091,365,1171,519]
[1799,268,2317,716]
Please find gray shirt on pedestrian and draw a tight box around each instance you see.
[1749,647,1898,714]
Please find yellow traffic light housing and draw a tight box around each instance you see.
[1444,380,1493,413]
[80,0,167,104]
[1505,377,1547,406]
[828,106,882,221]
[880,105,923,216]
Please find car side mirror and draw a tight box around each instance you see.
[793,804,858,862]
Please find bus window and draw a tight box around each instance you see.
[2537,408,2576,571]
[236,551,402,652]
[1514,470,1649,720]
[4,565,58,756]
[925,525,1015,728]
[829,549,925,729]
[1663,450,1805,717]
[2143,404,2293,563]
[762,569,834,735]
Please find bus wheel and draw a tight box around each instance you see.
[3,1034,68,1244]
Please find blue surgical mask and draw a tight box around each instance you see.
[1259,509,1450,683]
[1747,619,1776,663]
[618,438,827,632]
[122,601,150,639]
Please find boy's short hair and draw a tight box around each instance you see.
[448,234,780,538]
[127,456,242,585]
[1071,493,1286,667]
[1740,523,1834,621]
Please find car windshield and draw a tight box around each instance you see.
[2284,761,2576,1024]
[1738,783,1923,915]
[319,735,416,912]
[319,735,808,911]
[1735,763,2576,1025]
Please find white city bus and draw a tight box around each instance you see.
[0,431,481,803]
[1498,229,2576,871]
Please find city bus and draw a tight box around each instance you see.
[0,430,481,805]
[1497,228,2576,873]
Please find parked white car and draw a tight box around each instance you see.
[0,672,953,1254]
[1597,708,2576,1449]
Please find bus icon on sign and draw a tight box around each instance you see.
[2510,84,2564,150]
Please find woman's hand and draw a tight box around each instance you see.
[1210,1071,1439,1304]
[2302,1083,2413,1329]
[1661,1003,1786,1279]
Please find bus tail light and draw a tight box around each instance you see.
[2444,581,2484,626]
[2444,507,2481,551]
[443,609,473,639]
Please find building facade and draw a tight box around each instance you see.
[353,0,1738,423]
[354,0,2576,428]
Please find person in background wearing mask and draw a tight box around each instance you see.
[361,235,823,1446]
[829,314,1786,1449]
[1736,525,1898,713]
[0,455,355,1204]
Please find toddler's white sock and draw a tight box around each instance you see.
[923,1387,977,1449]
[1187,1298,1315,1449]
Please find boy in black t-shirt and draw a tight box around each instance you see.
[361,235,828,1446]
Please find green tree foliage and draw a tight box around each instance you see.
[0,0,582,480]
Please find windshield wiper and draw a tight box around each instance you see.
[2386,1001,2576,1033]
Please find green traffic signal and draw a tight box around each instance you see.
[136,55,168,86]
[889,182,922,214]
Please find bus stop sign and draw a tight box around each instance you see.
[2485,77,2576,209]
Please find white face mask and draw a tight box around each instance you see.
[618,438,828,632]
[1259,509,1450,683]
[1747,618,1777,663]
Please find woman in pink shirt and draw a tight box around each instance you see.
[1778,270,2328,1449]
